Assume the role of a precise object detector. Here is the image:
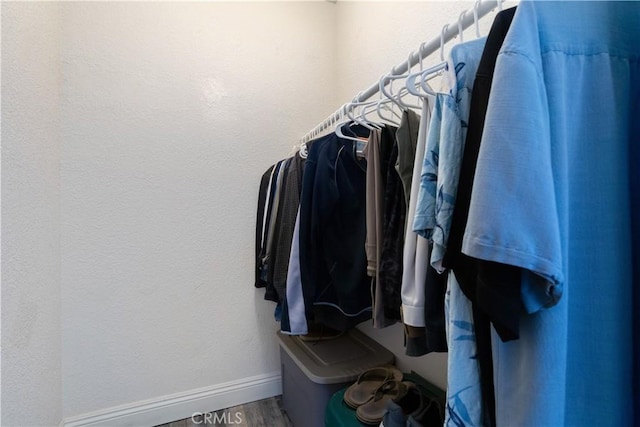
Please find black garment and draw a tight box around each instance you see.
[262,159,287,302]
[380,141,406,322]
[404,240,449,357]
[299,127,371,331]
[372,125,397,328]
[441,7,517,427]
[631,73,640,425]
[265,158,291,302]
[404,325,428,357]
[423,242,448,352]
[443,6,519,341]
[395,109,421,208]
[255,164,275,288]
[272,152,306,302]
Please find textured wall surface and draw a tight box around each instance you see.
[58,1,336,418]
[1,1,514,423]
[1,2,63,426]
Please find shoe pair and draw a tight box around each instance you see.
[356,379,413,425]
[381,384,444,427]
[343,366,403,409]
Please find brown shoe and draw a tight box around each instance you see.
[355,380,411,425]
[343,366,403,409]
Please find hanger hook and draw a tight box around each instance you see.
[473,1,481,38]
[345,101,353,122]
[458,11,465,43]
[379,73,387,97]
[351,93,363,121]
[440,24,449,61]
[418,42,426,71]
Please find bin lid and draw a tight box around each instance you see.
[277,328,395,385]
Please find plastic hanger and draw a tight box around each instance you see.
[363,93,399,127]
[334,101,371,143]
[406,44,437,98]
[357,99,384,130]
[387,56,423,110]
[380,65,422,112]
[353,93,383,129]
[473,1,481,39]
[333,99,372,157]
[349,94,379,131]
[416,24,450,93]
[406,24,449,97]
[375,77,402,126]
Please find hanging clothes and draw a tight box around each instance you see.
[364,125,398,328]
[411,36,487,427]
[395,110,421,213]
[271,151,306,303]
[400,97,451,357]
[462,2,638,425]
[264,158,289,302]
[280,206,307,335]
[633,110,640,427]
[256,159,285,302]
[298,127,372,331]
[378,120,410,324]
[255,164,275,289]
[442,8,517,427]
[364,110,421,327]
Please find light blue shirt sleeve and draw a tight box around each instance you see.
[461,49,564,311]
[412,94,443,240]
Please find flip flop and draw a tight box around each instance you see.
[343,365,402,409]
[356,380,412,425]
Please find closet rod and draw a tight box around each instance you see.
[302,0,503,143]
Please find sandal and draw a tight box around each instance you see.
[343,365,403,409]
[356,380,412,425]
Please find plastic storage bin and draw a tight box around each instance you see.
[277,328,395,427]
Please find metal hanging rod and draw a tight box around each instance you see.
[301,0,504,143]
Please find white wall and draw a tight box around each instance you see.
[0,1,515,424]
[334,1,509,391]
[58,1,336,420]
[1,2,63,426]
[335,1,502,103]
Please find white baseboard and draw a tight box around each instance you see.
[61,372,282,427]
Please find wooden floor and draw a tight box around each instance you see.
[155,396,293,427]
